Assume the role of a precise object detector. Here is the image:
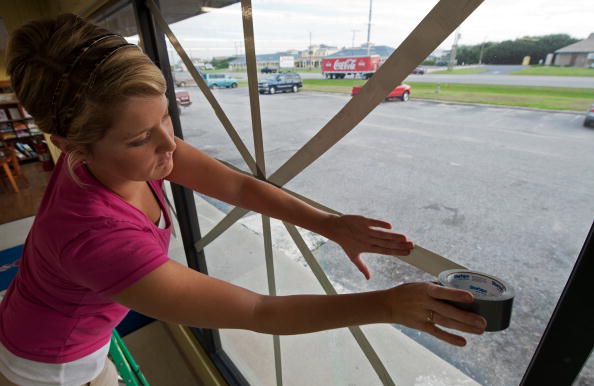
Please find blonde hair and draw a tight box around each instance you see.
[6,14,166,183]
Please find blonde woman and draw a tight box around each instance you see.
[0,14,486,385]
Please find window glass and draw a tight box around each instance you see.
[574,351,594,385]
[249,1,594,385]
[152,0,593,384]
[162,181,188,267]
[200,210,276,384]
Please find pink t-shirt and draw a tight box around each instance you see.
[0,154,171,363]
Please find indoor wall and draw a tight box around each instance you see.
[0,0,113,80]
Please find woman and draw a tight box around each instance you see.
[0,14,486,385]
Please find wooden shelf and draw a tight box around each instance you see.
[16,156,40,164]
[0,117,34,124]
[17,155,39,161]
[0,85,43,166]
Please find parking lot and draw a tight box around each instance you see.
[177,86,594,385]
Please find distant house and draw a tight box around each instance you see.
[427,48,451,63]
[553,33,594,67]
[229,51,299,71]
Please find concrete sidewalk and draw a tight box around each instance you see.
[163,184,479,385]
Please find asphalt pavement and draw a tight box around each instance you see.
[177,87,594,386]
[479,65,527,74]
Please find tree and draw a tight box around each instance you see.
[454,34,579,65]
[483,34,579,64]
[456,43,494,64]
[211,56,237,69]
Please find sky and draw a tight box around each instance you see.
[144,0,593,60]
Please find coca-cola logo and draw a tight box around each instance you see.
[333,58,357,70]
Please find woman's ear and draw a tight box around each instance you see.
[50,135,91,163]
[49,135,69,153]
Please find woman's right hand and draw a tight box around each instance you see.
[387,282,488,346]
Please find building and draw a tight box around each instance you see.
[295,44,339,69]
[228,44,339,71]
[229,50,299,70]
[553,33,594,67]
[427,48,451,63]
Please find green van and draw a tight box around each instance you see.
[203,73,238,89]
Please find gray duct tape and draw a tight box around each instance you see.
[438,269,514,332]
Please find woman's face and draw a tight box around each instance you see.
[86,94,176,185]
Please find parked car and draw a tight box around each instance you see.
[173,71,195,87]
[261,67,277,73]
[351,84,411,102]
[411,67,426,75]
[203,73,238,89]
[175,89,191,108]
[258,72,302,94]
[584,103,594,127]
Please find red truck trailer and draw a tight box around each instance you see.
[321,55,381,79]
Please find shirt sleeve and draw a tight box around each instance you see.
[60,221,170,298]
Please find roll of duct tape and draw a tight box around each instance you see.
[438,269,514,332]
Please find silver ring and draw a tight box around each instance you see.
[426,310,434,323]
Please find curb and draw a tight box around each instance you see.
[298,90,584,115]
[409,98,584,115]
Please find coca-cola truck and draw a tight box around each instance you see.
[321,55,381,79]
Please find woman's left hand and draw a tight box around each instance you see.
[325,214,414,280]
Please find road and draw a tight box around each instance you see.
[229,65,594,88]
[404,73,594,88]
[177,87,594,386]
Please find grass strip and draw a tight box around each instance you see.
[300,79,594,111]
[510,66,594,77]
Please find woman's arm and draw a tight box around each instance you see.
[111,260,486,346]
[166,137,337,235]
[166,138,414,279]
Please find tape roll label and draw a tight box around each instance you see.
[439,269,514,332]
[443,272,508,299]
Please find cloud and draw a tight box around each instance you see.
[164,0,593,58]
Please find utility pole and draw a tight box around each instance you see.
[478,36,487,65]
[234,41,244,57]
[448,30,461,71]
[351,29,359,48]
[366,0,373,56]
[309,31,312,69]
